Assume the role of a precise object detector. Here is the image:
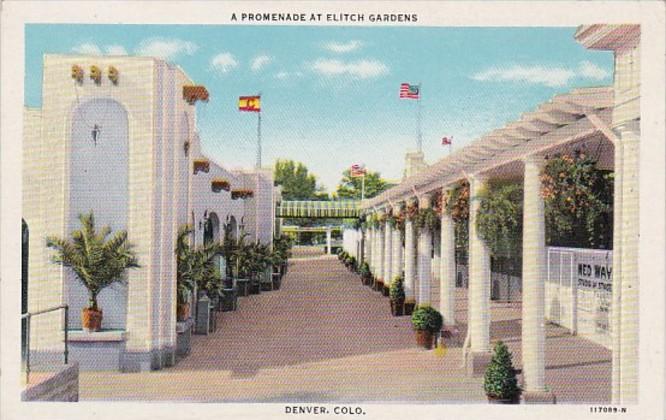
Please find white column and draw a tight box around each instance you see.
[376,223,385,284]
[369,227,376,273]
[363,228,370,266]
[404,218,417,302]
[440,191,456,326]
[521,156,547,393]
[391,220,403,281]
[417,196,433,305]
[326,228,332,254]
[612,122,640,404]
[469,175,491,353]
[384,221,393,286]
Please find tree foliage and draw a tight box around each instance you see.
[46,211,139,310]
[541,152,613,249]
[274,159,327,201]
[336,169,390,200]
[476,183,524,258]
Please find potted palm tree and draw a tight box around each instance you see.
[484,341,522,404]
[389,275,405,316]
[359,262,372,286]
[46,212,139,332]
[411,305,443,349]
[175,226,196,321]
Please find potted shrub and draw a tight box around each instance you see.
[175,226,196,321]
[359,262,372,286]
[484,341,522,404]
[411,305,443,349]
[389,275,405,316]
[47,212,139,332]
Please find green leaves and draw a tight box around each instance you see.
[541,153,613,249]
[274,159,326,201]
[476,183,523,258]
[483,341,521,400]
[411,305,443,333]
[389,275,405,302]
[46,211,139,310]
[336,168,391,200]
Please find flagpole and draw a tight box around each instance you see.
[417,82,422,153]
[256,110,262,169]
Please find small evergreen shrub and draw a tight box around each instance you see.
[389,275,405,302]
[483,341,521,401]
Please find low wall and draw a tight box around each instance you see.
[22,362,79,402]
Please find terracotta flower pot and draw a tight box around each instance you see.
[415,329,435,349]
[81,307,103,332]
[176,303,190,321]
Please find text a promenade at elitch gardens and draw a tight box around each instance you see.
[20,24,639,404]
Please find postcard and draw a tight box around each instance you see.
[1,1,664,419]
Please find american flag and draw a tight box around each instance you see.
[399,83,420,99]
[350,164,367,178]
[441,136,453,146]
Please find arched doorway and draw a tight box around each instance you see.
[68,97,129,329]
[203,212,220,245]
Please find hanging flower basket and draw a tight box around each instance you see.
[444,180,469,223]
[231,189,254,200]
[71,64,84,83]
[416,207,440,232]
[406,201,419,221]
[211,178,231,193]
[193,159,210,175]
[432,190,443,216]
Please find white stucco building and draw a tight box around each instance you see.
[23,54,275,371]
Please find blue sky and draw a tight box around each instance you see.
[25,25,614,193]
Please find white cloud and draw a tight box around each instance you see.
[135,37,198,60]
[251,55,271,72]
[309,58,388,79]
[471,61,610,88]
[105,45,127,56]
[72,42,102,55]
[210,52,239,74]
[274,71,303,80]
[323,40,363,53]
[578,60,609,80]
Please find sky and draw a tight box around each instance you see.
[25,25,614,193]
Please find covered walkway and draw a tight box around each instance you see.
[78,257,609,403]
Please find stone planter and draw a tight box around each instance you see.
[220,288,237,312]
[272,273,282,290]
[249,276,261,294]
[404,301,416,315]
[415,329,435,349]
[236,279,250,297]
[382,285,390,297]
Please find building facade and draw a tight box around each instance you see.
[23,54,275,372]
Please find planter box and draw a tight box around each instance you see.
[220,287,237,312]
[390,300,404,316]
[236,279,250,297]
[249,278,261,294]
[272,273,282,290]
[176,318,194,357]
[382,285,390,297]
[404,301,416,315]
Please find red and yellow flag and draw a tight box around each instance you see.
[239,95,261,112]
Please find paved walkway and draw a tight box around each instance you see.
[79,256,610,403]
